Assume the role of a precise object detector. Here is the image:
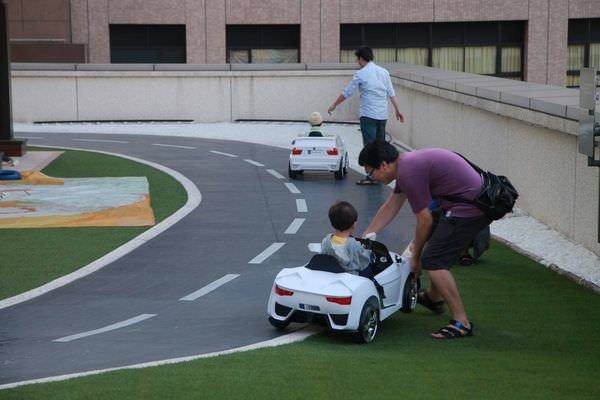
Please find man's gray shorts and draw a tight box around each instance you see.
[421,214,491,270]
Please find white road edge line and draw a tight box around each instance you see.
[152,143,196,149]
[284,182,300,194]
[284,218,305,234]
[53,314,157,343]
[0,146,202,310]
[248,242,285,264]
[0,326,321,390]
[296,199,308,212]
[179,274,240,301]
[266,169,285,179]
[209,150,237,158]
[244,159,264,167]
[72,138,129,144]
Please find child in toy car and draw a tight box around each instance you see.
[320,201,374,277]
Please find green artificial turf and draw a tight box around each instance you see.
[3,242,599,399]
[0,148,187,299]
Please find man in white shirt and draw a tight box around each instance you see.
[328,47,404,185]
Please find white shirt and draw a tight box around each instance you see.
[342,62,396,120]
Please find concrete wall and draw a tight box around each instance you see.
[9,63,600,258]
[10,64,359,122]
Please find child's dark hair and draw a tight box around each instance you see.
[328,201,358,231]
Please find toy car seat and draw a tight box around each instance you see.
[306,254,346,273]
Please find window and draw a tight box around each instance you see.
[567,19,600,87]
[109,25,186,63]
[226,25,300,63]
[340,21,524,80]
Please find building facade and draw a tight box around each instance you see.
[6,0,600,86]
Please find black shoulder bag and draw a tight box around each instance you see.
[438,154,519,221]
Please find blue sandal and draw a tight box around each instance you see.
[431,320,473,339]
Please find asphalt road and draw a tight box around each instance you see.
[0,131,415,386]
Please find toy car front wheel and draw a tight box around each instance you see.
[268,316,291,330]
[352,298,379,344]
[400,274,420,313]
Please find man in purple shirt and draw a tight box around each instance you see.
[358,140,491,339]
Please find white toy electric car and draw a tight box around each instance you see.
[267,239,418,343]
[288,135,348,180]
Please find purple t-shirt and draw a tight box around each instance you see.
[393,148,483,217]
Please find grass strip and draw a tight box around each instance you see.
[0,148,187,299]
[2,242,599,399]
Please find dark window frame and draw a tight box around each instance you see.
[340,21,524,80]
[109,24,187,64]
[226,24,300,63]
[567,18,600,87]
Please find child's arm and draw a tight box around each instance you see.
[347,238,372,272]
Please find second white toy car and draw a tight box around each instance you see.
[267,239,418,343]
[288,136,348,180]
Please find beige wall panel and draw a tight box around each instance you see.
[88,0,109,63]
[70,0,89,47]
[321,0,340,63]
[506,123,576,236]
[399,89,509,163]
[525,0,549,84]
[569,0,600,18]
[389,78,413,144]
[206,0,226,63]
[108,0,185,24]
[547,0,568,86]
[226,0,301,24]
[231,73,359,121]
[340,0,433,23]
[433,0,527,21]
[574,152,600,251]
[76,75,231,122]
[185,0,206,64]
[11,76,78,122]
[300,0,321,63]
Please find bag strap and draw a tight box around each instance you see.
[454,152,484,174]
[436,152,490,205]
[436,193,479,205]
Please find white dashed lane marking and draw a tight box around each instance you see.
[266,169,285,179]
[73,138,129,144]
[54,314,157,343]
[179,274,240,301]
[209,150,237,158]
[284,182,300,194]
[296,199,307,212]
[244,159,264,167]
[284,218,305,234]
[248,243,285,264]
[153,143,196,149]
